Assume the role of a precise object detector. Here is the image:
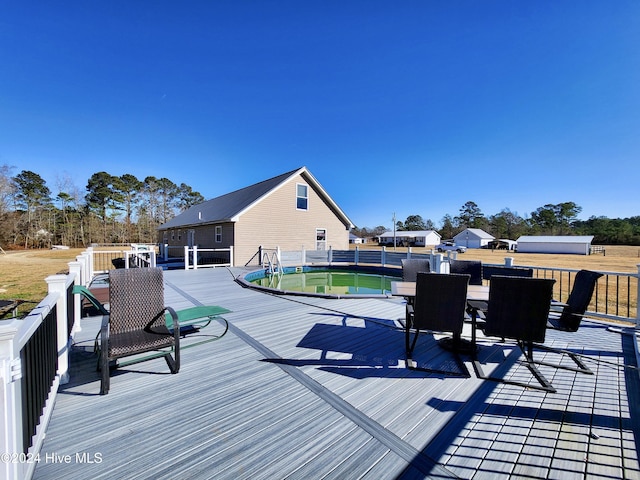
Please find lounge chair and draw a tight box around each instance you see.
[449,259,482,285]
[405,272,470,375]
[470,276,557,392]
[72,285,109,316]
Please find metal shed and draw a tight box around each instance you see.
[516,235,595,255]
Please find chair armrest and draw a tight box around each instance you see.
[165,306,180,331]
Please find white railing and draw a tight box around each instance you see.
[0,258,89,480]
[183,246,233,270]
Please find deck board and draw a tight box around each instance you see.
[33,267,640,479]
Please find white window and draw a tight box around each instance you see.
[296,184,308,210]
[215,225,222,243]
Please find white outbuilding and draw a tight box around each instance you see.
[453,228,495,249]
[378,230,441,247]
[516,235,595,255]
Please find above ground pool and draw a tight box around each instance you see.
[238,265,402,298]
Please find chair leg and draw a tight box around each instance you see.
[472,341,556,393]
[100,349,110,395]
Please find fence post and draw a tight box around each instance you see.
[184,246,189,270]
[381,246,386,266]
[505,257,514,267]
[0,319,24,480]
[193,246,199,270]
[355,246,359,265]
[433,253,445,273]
[328,246,333,264]
[230,246,234,267]
[407,247,412,259]
[46,275,70,385]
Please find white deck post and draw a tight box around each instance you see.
[505,257,514,267]
[184,246,189,270]
[229,246,234,267]
[0,319,24,480]
[193,246,199,270]
[46,275,70,385]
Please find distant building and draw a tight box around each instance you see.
[349,233,364,244]
[453,228,494,249]
[377,230,441,247]
[516,236,595,255]
[158,167,353,266]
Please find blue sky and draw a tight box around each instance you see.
[1,1,638,229]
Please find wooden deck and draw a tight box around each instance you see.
[33,267,640,479]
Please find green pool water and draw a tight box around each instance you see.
[250,268,400,296]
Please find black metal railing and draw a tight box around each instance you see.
[20,308,58,453]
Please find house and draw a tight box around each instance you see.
[516,235,595,255]
[377,230,441,247]
[453,228,495,249]
[349,233,364,244]
[157,167,354,266]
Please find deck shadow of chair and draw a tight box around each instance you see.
[449,259,482,286]
[100,267,181,395]
[470,276,557,393]
[405,272,471,376]
[535,269,604,375]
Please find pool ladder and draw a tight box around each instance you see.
[262,251,283,287]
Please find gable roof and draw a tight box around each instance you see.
[455,228,494,240]
[158,167,353,230]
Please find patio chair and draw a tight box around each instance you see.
[482,265,533,281]
[471,276,557,392]
[401,258,431,281]
[547,270,603,332]
[100,267,181,395]
[531,269,604,376]
[449,259,482,285]
[405,272,470,375]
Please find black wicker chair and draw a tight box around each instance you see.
[482,265,533,282]
[405,272,470,375]
[531,269,604,376]
[101,267,180,395]
[471,276,557,392]
[449,259,482,285]
[401,258,431,281]
[547,270,603,332]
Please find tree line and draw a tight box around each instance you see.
[352,201,640,245]
[2,166,638,249]
[0,166,204,248]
